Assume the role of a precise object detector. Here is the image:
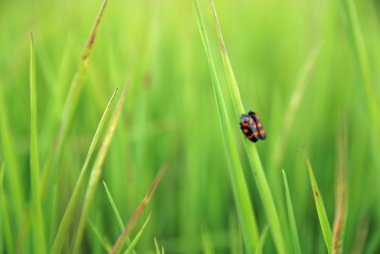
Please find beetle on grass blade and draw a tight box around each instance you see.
[240,111,266,142]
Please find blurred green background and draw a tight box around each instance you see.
[0,0,380,253]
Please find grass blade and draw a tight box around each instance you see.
[40,0,109,200]
[154,238,164,254]
[303,149,332,253]
[88,219,112,252]
[103,180,125,231]
[0,86,24,226]
[110,163,168,254]
[72,83,129,253]
[282,170,302,254]
[0,163,4,253]
[332,122,348,254]
[208,1,287,253]
[50,88,119,254]
[29,33,47,254]
[124,214,152,254]
[193,1,259,251]
[254,225,269,254]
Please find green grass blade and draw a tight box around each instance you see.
[29,33,47,254]
[208,1,287,253]
[110,163,167,254]
[50,88,119,254]
[88,219,112,252]
[254,225,269,254]
[0,87,24,226]
[40,0,109,200]
[282,170,302,254]
[103,180,125,231]
[332,123,348,254]
[193,0,259,251]
[154,238,161,254]
[303,150,332,253]
[1,187,14,254]
[0,163,4,253]
[72,83,129,253]
[124,214,152,254]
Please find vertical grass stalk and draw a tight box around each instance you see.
[303,150,332,253]
[332,122,347,254]
[194,1,259,251]
[209,1,287,253]
[282,170,302,254]
[29,34,47,254]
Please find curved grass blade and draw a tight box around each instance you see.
[72,83,129,254]
[124,214,152,254]
[282,170,302,254]
[29,33,47,254]
[254,225,269,254]
[193,1,259,251]
[303,149,332,253]
[50,88,119,254]
[332,122,348,254]
[208,1,286,253]
[110,163,167,254]
[40,0,110,200]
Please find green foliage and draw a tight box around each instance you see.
[0,0,379,253]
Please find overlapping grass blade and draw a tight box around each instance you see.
[29,33,47,254]
[282,170,302,254]
[332,123,347,254]
[40,0,109,199]
[103,180,125,231]
[124,214,151,254]
[303,150,332,253]
[72,83,129,253]
[110,163,167,254]
[88,219,112,252]
[51,88,119,254]
[193,0,259,252]
[208,1,287,253]
[254,226,269,254]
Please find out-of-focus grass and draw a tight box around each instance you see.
[0,0,380,252]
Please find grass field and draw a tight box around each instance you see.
[1,0,380,253]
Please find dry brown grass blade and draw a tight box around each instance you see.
[332,120,348,254]
[110,162,168,254]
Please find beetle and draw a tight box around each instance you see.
[240,111,266,142]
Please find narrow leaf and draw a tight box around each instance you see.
[40,0,110,200]
[332,122,348,254]
[110,163,168,254]
[124,214,152,254]
[254,226,269,254]
[282,170,302,254]
[303,149,333,253]
[72,82,130,253]
[51,88,119,254]
[103,180,125,231]
[193,0,259,251]
[208,1,286,253]
[29,33,47,254]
